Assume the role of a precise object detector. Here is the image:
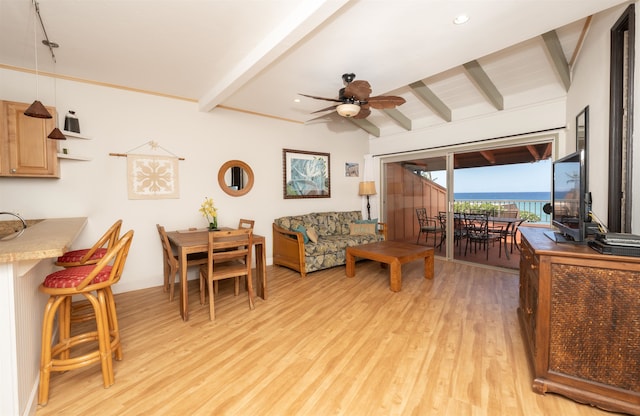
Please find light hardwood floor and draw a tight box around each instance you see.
[36,260,623,415]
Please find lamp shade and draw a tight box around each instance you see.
[358,181,376,196]
[47,127,67,140]
[336,103,360,118]
[24,100,53,119]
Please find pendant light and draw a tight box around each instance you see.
[47,61,66,140]
[25,0,52,119]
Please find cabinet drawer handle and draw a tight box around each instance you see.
[530,263,537,270]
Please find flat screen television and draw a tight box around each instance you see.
[549,150,589,242]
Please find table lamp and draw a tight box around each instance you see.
[359,181,377,220]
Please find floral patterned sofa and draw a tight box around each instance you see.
[272,211,387,277]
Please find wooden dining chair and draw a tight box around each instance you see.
[156,224,207,301]
[238,218,255,230]
[233,219,254,292]
[199,228,254,321]
[213,218,255,295]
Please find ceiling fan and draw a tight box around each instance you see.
[299,73,406,119]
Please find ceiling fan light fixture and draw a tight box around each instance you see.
[336,103,360,118]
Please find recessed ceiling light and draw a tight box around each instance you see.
[453,14,469,25]
[294,98,301,103]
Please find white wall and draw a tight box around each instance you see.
[0,68,369,292]
[566,2,637,231]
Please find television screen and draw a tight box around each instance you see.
[552,150,586,242]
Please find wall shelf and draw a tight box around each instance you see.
[61,130,91,140]
[57,130,92,161]
[57,153,92,161]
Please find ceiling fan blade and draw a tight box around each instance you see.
[311,104,339,114]
[366,95,406,109]
[353,106,371,119]
[344,80,371,101]
[299,93,342,103]
[305,111,337,123]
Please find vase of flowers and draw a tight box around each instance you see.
[199,197,218,230]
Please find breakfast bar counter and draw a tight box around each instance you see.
[0,217,87,416]
[0,217,87,263]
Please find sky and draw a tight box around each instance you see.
[431,160,552,193]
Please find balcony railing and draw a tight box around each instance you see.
[453,199,550,224]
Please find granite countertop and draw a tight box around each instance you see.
[0,217,88,263]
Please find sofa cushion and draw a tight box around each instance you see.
[355,218,378,225]
[303,234,381,256]
[294,225,309,244]
[306,227,319,243]
[274,211,363,236]
[349,223,377,235]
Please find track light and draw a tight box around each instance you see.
[25,1,53,119]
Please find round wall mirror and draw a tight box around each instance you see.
[218,160,254,197]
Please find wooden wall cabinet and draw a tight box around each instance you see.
[518,227,640,415]
[0,100,59,178]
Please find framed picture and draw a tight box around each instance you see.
[345,162,359,177]
[576,105,588,153]
[283,149,330,198]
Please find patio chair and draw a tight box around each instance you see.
[437,212,466,254]
[416,208,444,247]
[510,218,527,253]
[464,213,503,259]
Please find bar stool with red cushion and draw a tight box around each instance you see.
[54,219,122,323]
[55,219,122,268]
[38,229,134,406]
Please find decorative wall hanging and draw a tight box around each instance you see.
[283,148,330,199]
[345,162,359,177]
[110,141,183,200]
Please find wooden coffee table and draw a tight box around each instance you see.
[345,241,434,291]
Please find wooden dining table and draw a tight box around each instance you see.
[166,228,267,321]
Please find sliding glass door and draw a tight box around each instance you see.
[381,135,555,268]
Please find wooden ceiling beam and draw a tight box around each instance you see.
[526,145,541,161]
[349,118,380,137]
[542,30,571,91]
[569,16,593,68]
[409,80,452,122]
[382,108,411,131]
[479,151,496,164]
[542,142,553,160]
[463,60,504,110]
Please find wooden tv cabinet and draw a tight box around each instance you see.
[518,226,640,415]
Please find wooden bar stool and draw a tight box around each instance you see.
[55,219,122,267]
[38,230,134,406]
[55,219,122,323]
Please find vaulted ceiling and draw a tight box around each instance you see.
[0,0,629,139]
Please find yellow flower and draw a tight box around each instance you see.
[199,197,218,224]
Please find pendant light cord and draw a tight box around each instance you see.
[32,2,39,99]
